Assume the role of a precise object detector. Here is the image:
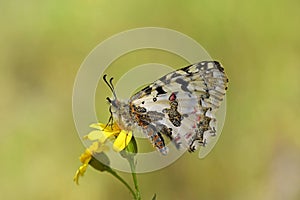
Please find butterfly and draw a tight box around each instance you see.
[103,61,228,155]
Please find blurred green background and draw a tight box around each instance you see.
[1,0,300,199]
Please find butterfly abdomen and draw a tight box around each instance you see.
[145,124,168,155]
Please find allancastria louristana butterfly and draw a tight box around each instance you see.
[103,61,228,155]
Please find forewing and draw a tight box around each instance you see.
[129,61,228,155]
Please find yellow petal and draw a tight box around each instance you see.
[73,163,89,185]
[85,130,103,140]
[113,130,132,152]
[89,142,101,152]
[79,149,92,164]
[90,122,121,133]
[90,141,110,153]
[89,123,105,129]
[94,144,110,153]
[85,129,119,143]
[102,130,117,138]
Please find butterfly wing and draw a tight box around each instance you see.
[129,61,228,155]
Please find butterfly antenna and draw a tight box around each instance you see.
[103,74,117,100]
[109,77,115,89]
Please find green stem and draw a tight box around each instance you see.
[106,168,136,199]
[129,158,141,200]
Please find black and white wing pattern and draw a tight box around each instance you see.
[128,61,228,155]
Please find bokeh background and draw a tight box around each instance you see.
[1,1,300,200]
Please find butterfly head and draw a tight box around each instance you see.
[103,75,132,130]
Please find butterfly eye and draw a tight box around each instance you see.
[111,99,118,108]
[106,97,118,110]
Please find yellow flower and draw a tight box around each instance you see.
[86,122,132,152]
[73,122,132,184]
